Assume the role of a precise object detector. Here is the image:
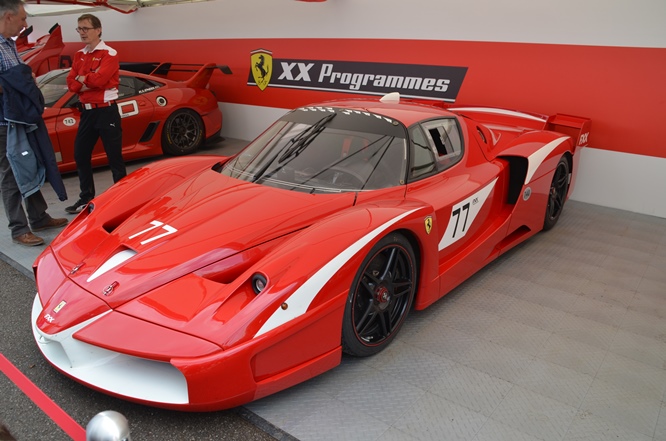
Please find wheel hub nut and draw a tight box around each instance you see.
[375,286,391,308]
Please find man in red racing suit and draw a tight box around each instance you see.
[65,13,126,214]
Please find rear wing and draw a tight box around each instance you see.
[119,62,232,88]
[546,114,591,147]
[15,25,34,51]
[17,23,64,75]
[440,104,591,148]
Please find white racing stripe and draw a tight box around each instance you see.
[438,178,497,251]
[87,250,137,282]
[448,107,547,123]
[254,208,420,337]
[525,137,569,184]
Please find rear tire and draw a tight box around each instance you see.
[342,233,417,357]
[161,109,204,156]
[543,155,570,230]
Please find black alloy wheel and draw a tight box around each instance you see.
[161,108,204,156]
[342,233,417,357]
[543,155,570,230]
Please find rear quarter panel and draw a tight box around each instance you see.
[150,87,222,140]
[499,131,575,244]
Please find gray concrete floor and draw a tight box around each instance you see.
[2,139,666,441]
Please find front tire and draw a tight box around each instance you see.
[161,109,204,156]
[342,233,417,357]
[543,155,570,230]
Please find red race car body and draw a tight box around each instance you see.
[37,63,229,172]
[17,23,64,76]
[32,94,590,411]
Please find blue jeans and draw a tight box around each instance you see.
[0,125,49,238]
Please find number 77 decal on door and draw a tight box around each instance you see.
[438,178,497,251]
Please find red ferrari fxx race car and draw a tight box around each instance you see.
[37,63,229,172]
[31,94,590,411]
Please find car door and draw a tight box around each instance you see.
[53,74,157,167]
[406,118,509,296]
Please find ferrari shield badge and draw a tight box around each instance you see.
[424,216,433,235]
[251,49,272,91]
[53,301,66,313]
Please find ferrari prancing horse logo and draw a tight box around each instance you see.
[424,216,433,235]
[53,301,67,313]
[251,49,272,91]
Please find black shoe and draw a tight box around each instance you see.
[65,199,90,214]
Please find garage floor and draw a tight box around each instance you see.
[2,139,666,441]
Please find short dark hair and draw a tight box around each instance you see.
[78,13,102,37]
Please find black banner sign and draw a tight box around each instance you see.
[248,51,467,102]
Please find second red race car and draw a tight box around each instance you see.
[37,63,230,173]
[31,93,590,411]
[17,23,64,76]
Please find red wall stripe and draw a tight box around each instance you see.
[0,353,86,441]
[62,38,665,158]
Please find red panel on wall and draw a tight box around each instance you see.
[60,38,664,159]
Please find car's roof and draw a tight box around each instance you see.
[311,97,456,127]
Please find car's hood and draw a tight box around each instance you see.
[58,171,356,308]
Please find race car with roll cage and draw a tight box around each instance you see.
[31,92,590,411]
[36,62,231,173]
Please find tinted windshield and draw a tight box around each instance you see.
[37,69,70,107]
[221,107,408,193]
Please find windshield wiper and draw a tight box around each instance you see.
[278,113,336,163]
[250,113,336,183]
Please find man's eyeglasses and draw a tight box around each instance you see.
[75,27,95,33]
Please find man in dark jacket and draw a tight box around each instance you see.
[0,0,67,246]
[0,63,68,201]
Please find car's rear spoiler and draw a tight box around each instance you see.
[440,104,591,148]
[119,62,232,88]
[17,23,64,75]
[545,114,591,147]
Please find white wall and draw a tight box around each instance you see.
[218,103,286,142]
[28,0,666,218]
[29,0,666,47]
[572,149,666,218]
